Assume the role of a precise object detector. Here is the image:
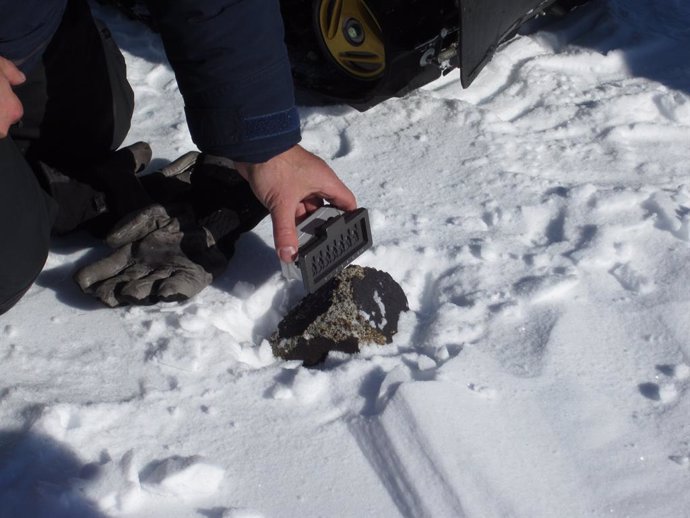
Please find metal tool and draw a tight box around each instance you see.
[282,206,373,293]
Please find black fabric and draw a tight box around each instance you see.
[12,0,134,171]
[0,137,56,316]
[0,0,135,315]
[190,156,268,251]
[34,161,109,235]
[35,143,152,237]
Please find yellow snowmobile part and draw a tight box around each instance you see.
[316,0,386,79]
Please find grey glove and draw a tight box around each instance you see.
[74,204,237,306]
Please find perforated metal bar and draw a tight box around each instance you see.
[281,207,373,293]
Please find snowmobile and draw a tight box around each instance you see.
[284,0,590,109]
[100,0,589,109]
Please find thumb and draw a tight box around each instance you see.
[270,202,299,263]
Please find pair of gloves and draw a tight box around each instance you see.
[73,149,267,307]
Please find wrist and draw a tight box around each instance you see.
[234,144,298,181]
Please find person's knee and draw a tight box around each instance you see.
[0,224,51,315]
[0,137,55,315]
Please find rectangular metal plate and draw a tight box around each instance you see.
[281,207,373,293]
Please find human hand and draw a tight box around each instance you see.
[0,56,25,138]
[234,145,357,263]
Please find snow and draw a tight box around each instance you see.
[2,0,690,516]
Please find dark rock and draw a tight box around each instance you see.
[270,265,408,366]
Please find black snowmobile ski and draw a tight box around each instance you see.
[459,0,558,86]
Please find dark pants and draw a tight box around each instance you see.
[0,0,134,316]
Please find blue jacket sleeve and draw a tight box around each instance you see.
[145,0,301,163]
[0,0,67,73]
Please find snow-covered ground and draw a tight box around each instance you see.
[2,1,690,516]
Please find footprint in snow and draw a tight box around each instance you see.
[657,363,690,380]
[643,190,690,241]
[331,129,353,159]
[77,449,143,514]
[669,453,690,468]
[609,262,654,294]
[139,455,224,499]
[3,324,18,338]
[637,382,677,403]
[638,362,689,404]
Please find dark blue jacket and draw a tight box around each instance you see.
[0,0,301,163]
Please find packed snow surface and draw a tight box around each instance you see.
[2,1,690,516]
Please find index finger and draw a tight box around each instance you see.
[318,179,357,212]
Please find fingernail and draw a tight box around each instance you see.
[278,246,297,263]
